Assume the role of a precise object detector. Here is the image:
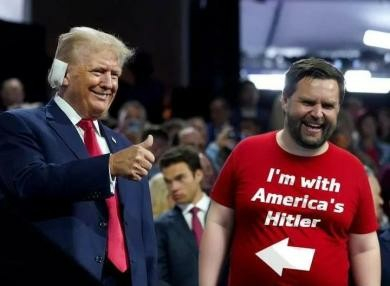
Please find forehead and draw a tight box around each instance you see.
[162,162,191,177]
[74,48,121,70]
[293,77,340,103]
[181,130,202,141]
[3,79,22,90]
[125,105,143,117]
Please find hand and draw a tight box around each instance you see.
[109,135,155,181]
[216,126,236,150]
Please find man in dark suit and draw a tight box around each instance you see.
[0,27,157,286]
[155,146,211,286]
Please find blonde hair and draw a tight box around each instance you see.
[149,173,173,219]
[54,26,133,67]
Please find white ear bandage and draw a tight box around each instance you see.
[48,59,68,88]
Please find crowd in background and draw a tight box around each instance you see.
[1,74,390,227]
[1,63,390,285]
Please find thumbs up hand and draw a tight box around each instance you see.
[138,134,153,149]
[109,135,155,181]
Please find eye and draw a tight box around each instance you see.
[90,70,103,76]
[302,100,314,106]
[322,103,335,110]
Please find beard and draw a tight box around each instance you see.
[286,113,336,149]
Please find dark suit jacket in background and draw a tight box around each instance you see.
[155,206,228,286]
[155,206,200,286]
[379,229,390,286]
[0,99,157,286]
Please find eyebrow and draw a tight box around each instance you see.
[298,95,338,105]
[164,173,186,183]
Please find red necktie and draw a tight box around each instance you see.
[190,207,203,247]
[78,119,129,272]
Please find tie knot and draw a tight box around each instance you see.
[191,206,200,215]
[78,119,94,131]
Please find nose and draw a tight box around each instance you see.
[310,104,323,119]
[101,72,113,89]
[170,180,180,191]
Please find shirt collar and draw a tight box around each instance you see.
[54,94,101,135]
[178,193,210,214]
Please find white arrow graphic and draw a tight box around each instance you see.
[255,237,315,276]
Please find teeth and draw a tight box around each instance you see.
[305,123,321,128]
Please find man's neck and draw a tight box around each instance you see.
[192,190,205,205]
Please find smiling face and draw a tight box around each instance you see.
[281,77,340,150]
[62,48,121,119]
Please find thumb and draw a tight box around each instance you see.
[138,134,153,149]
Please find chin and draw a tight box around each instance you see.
[301,139,326,149]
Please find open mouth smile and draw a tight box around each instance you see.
[302,122,324,134]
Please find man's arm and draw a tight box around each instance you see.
[0,112,113,201]
[199,201,234,286]
[349,231,381,286]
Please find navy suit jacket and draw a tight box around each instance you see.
[0,99,157,286]
[155,206,199,286]
[379,229,390,286]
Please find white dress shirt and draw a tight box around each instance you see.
[54,94,116,193]
[177,193,210,229]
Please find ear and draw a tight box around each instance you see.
[62,72,70,87]
[280,94,288,113]
[194,169,204,184]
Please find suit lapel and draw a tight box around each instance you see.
[98,122,121,153]
[45,99,88,159]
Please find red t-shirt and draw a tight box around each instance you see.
[211,131,377,286]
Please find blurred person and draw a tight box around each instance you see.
[117,100,147,144]
[378,107,390,143]
[149,173,174,219]
[238,117,262,139]
[155,146,216,286]
[205,125,238,173]
[344,97,366,123]
[207,97,232,144]
[0,77,41,111]
[231,80,270,132]
[110,49,166,123]
[330,110,377,173]
[356,111,390,171]
[187,116,209,146]
[200,58,380,286]
[365,166,387,229]
[0,27,157,285]
[178,126,206,152]
[177,126,217,195]
[162,118,187,146]
[142,125,170,179]
[330,112,385,228]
